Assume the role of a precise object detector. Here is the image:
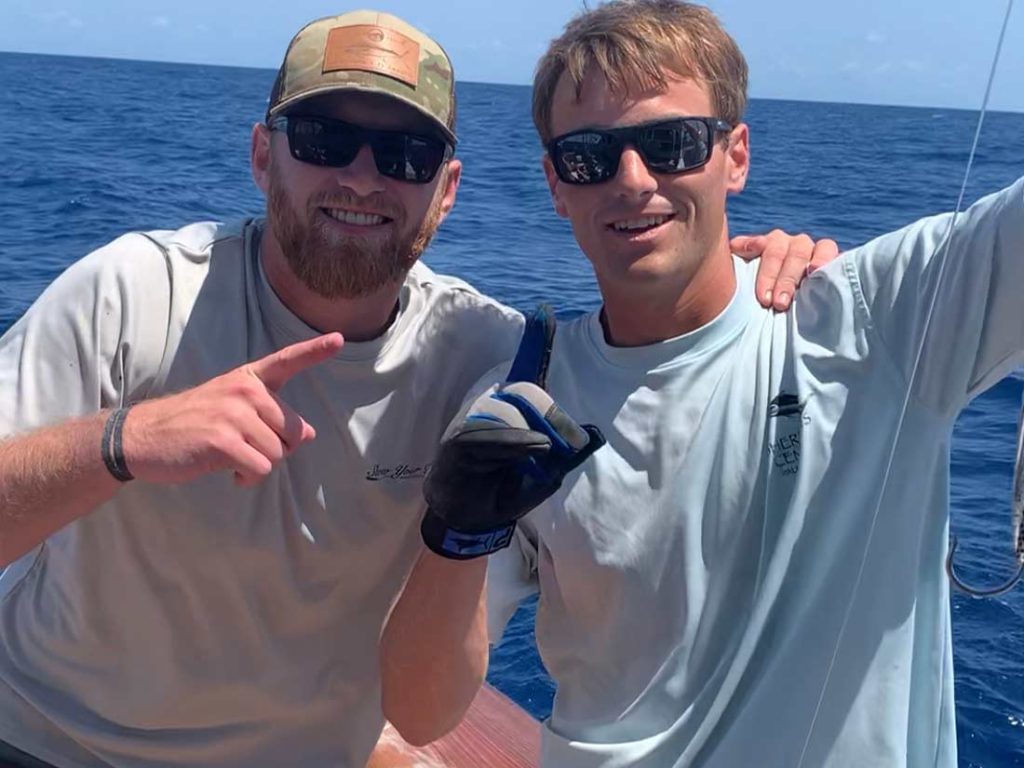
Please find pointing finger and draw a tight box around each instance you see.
[249,333,343,391]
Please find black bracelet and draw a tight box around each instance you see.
[101,406,135,483]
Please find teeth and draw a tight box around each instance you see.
[613,215,669,232]
[325,209,387,226]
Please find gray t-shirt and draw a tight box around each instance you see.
[0,219,523,768]
[488,180,1024,767]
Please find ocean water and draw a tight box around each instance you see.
[1,51,1022,765]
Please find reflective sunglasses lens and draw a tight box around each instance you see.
[288,118,361,168]
[372,134,448,183]
[553,132,619,184]
[638,120,712,172]
[284,117,449,183]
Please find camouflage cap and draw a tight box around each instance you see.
[267,11,457,145]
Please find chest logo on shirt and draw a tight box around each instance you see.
[768,432,801,475]
[767,391,811,476]
[768,392,806,419]
[366,463,431,482]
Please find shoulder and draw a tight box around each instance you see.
[409,262,522,319]
[59,220,247,296]
[407,261,525,356]
[34,220,250,390]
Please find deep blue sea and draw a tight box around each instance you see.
[1,51,1022,765]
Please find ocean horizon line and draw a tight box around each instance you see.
[2,48,1022,117]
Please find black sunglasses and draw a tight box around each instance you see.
[268,115,454,184]
[546,116,733,185]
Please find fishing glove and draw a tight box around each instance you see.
[421,382,605,560]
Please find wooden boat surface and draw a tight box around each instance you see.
[366,684,540,768]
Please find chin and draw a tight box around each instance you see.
[596,250,684,285]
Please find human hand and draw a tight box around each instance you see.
[421,382,604,560]
[121,333,343,486]
[732,229,840,311]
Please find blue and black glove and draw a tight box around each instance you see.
[421,382,605,560]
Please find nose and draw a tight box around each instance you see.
[332,143,386,196]
[613,146,657,201]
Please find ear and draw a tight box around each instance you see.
[435,158,462,223]
[724,122,750,195]
[251,122,272,195]
[542,154,569,218]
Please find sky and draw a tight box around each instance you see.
[1,0,1021,113]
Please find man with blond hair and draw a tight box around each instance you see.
[419,1,1024,766]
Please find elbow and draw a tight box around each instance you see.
[388,716,454,749]
[382,666,486,747]
[384,703,460,748]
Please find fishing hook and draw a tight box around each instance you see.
[946,392,1024,597]
[946,536,1024,598]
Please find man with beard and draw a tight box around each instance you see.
[0,10,834,768]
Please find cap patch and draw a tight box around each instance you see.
[323,25,420,88]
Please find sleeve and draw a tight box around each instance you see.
[0,233,173,438]
[486,519,540,646]
[845,177,1024,415]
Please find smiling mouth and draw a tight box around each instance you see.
[321,207,394,227]
[608,214,675,234]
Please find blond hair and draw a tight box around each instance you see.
[533,0,748,143]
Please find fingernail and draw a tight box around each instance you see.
[777,292,790,307]
[764,290,773,304]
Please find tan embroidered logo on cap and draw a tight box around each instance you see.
[323,25,420,87]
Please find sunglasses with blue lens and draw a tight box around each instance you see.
[269,115,454,184]
[546,116,733,185]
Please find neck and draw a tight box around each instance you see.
[598,236,736,348]
[259,225,404,342]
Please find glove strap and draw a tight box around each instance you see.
[420,512,517,560]
[506,304,555,387]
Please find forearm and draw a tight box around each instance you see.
[0,412,121,566]
[379,548,489,746]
